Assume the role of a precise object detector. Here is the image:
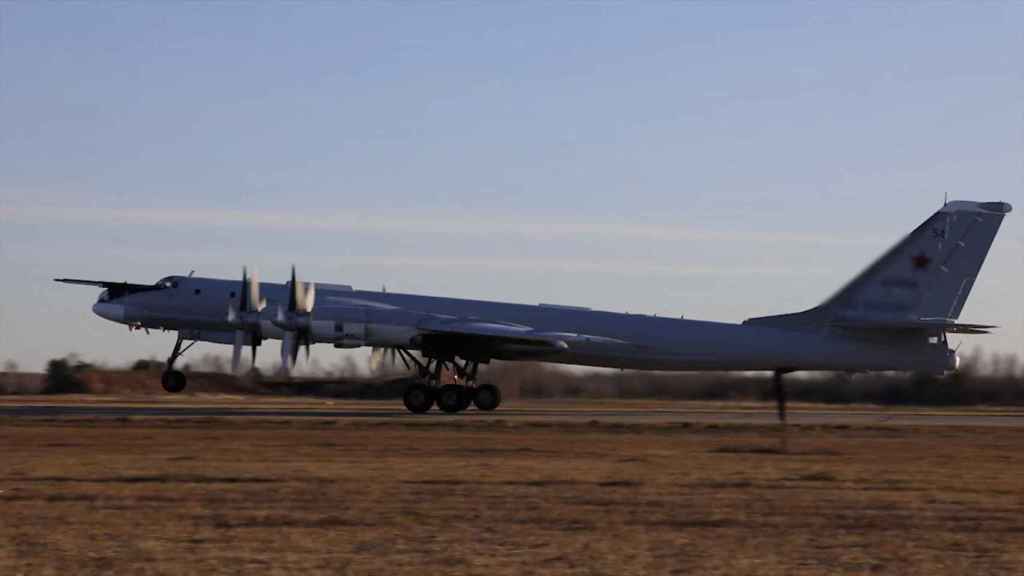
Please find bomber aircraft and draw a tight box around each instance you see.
[57,200,1012,420]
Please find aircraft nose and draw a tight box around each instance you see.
[92,302,125,323]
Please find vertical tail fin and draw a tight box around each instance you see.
[746,200,1011,329]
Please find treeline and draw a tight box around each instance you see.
[2,353,1023,406]
[484,362,1024,406]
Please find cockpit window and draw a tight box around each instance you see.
[98,289,110,302]
[157,277,179,289]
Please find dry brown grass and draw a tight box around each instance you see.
[2,413,1023,575]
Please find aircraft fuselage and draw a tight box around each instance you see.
[96,276,956,374]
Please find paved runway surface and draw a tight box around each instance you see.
[1,398,1022,426]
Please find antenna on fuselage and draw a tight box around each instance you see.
[188,270,195,278]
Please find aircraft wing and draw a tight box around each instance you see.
[54,278,164,296]
[55,278,133,288]
[417,318,570,350]
[830,318,996,335]
[415,317,632,359]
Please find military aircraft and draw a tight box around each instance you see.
[57,200,1012,419]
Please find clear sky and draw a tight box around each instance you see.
[1,3,1021,372]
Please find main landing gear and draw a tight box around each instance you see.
[396,350,501,414]
[161,333,196,393]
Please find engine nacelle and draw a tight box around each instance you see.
[310,320,366,347]
[365,323,419,348]
[179,329,239,346]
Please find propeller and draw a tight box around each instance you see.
[226,267,266,373]
[273,266,316,375]
[369,347,399,374]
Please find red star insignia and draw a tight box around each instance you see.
[911,252,931,270]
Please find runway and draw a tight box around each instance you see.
[1,397,1022,426]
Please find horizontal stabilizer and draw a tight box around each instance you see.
[830,318,996,335]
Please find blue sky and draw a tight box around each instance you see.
[1,3,1021,372]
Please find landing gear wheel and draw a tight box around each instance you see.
[403,383,434,414]
[436,384,465,414]
[473,384,501,411]
[459,387,476,411]
[161,370,187,393]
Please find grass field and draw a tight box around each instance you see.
[2,406,1023,575]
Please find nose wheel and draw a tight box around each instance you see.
[161,370,187,393]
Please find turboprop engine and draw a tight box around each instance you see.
[226,267,266,373]
[272,266,316,374]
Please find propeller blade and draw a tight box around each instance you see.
[302,282,315,313]
[370,347,383,373]
[249,268,263,312]
[276,268,314,373]
[281,332,295,375]
[231,330,245,373]
[370,347,401,374]
[287,266,314,314]
[288,266,298,312]
[251,332,260,368]
[240,267,249,312]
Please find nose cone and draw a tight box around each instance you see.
[92,302,125,323]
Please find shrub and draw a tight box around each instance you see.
[43,358,87,394]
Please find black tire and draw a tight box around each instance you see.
[161,370,187,393]
[473,384,501,411]
[403,383,434,414]
[459,387,476,411]
[436,384,464,414]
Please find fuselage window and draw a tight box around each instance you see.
[194,289,201,295]
[230,291,236,299]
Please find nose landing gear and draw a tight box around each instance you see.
[161,333,196,394]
